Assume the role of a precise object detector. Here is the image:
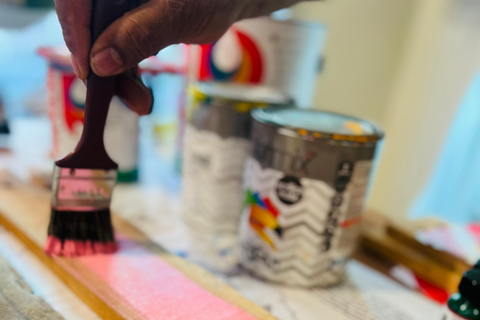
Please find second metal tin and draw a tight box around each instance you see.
[182,82,291,271]
[238,107,383,286]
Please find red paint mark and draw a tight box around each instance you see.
[235,31,263,83]
[263,197,279,218]
[198,44,214,81]
[62,75,84,131]
[340,217,362,228]
[76,235,256,320]
[414,274,449,304]
[468,224,480,243]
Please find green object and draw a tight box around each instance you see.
[26,0,54,8]
[447,263,480,320]
[244,190,255,205]
[117,168,138,183]
[475,261,480,270]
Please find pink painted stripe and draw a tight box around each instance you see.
[77,236,257,320]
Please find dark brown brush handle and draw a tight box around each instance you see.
[56,0,130,170]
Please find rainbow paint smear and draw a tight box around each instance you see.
[198,29,264,84]
[245,190,282,250]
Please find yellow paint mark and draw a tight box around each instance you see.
[234,48,251,83]
[235,102,252,113]
[298,129,308,136]
[343,121,364,135]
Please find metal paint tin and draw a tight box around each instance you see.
[188,16,326,109]
[182,82,291,272]
[238,107,383,286]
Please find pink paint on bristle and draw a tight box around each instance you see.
[44,236,64,256]
[84,241,95,255]
[44,236,56,254]
[63,240,77,257]
[93,242,105,254]
[74,241,86,256]
[44,237,118,257]
[93,242,118,254]
[106,242,119,253]
[77,236,257,320]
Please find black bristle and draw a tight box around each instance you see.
[47,208,115,243]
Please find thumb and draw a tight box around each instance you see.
[90,1,170,77]
[90,0,238,77]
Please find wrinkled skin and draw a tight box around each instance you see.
[55,0,310,115]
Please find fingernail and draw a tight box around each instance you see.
[71,55,83,79]
[91,48,123,76]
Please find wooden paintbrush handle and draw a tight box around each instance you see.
[56,0,129,169]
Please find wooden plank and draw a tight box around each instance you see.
[361,210,471,292]
[0,254,64,320]
[386,223,471,273]
[359,226,463,293]
[0,173,276,320]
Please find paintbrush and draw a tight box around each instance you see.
[45,0,129,257]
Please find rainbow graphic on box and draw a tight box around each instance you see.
[197,28,264,84]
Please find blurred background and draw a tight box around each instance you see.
[1,0,480,310]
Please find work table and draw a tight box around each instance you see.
[0,117,443,320]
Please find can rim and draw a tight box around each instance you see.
[192,82,293,106]
[252,107,384,143]
[264,16,326,30]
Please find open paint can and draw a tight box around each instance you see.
[238,107,384,286]
[182,82,291,272]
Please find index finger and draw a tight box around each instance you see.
[55,0,91,80]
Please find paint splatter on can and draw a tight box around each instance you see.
[39,47,139,182]
[238,107,384,286]
[188,16,326,109]
[182,82,291,272]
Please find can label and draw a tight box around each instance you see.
[188,17,325,108]
[182,124,252,271]
[239,157,372,286]
[182,124,251,231]
[47,67,84,159]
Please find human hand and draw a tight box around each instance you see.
[55,0,306,114]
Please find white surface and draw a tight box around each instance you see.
[218,262,444,320]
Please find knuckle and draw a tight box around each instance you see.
[119,15,159,62]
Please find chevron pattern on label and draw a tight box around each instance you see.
[182,124,251,232]
[239,157,371,286]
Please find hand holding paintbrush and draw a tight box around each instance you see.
[45,0,132,257]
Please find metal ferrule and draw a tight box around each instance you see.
[51,167,117,211]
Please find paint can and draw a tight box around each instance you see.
[238,107,384,286]
[38,47,139,182]
[187,16,326,109]
[182,82,291,272]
